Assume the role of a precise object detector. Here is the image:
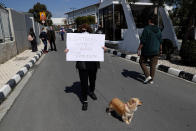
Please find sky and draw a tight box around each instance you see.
[1,0,99,18]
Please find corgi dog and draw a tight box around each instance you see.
[107,97,142,125]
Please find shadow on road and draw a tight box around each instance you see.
[64,82,83,104]
[106,108,123,122]
[121,69,145,83]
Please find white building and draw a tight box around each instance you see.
[51,18,66,26]
[99,0,179,53]
[65,3,100,27]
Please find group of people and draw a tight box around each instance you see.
[65,16,162,111]
[28,26,57,53]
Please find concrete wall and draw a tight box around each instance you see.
[10,9,30,53]
[0,41,17,63]
[0,8,42,64]
[34,21,42,43]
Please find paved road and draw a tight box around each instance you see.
[0,36,196,131]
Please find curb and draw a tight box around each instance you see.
[0,51,43,104]
[107,49,196,83]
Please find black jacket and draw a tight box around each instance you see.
[75,31,101,70]
[47,30,56,41]
[39,31,47,41]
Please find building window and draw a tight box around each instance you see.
[91,8,95,12]
[99,4,127,41]
[114,4,127,40]
[101,5,113,40]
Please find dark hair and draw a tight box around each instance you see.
[148,15,157,25]
[78,24,92,33]
[30,27,34,33]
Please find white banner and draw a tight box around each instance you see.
[66,33,105,61]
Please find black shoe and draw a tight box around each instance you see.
[89,92,97,100]
[54,49,57,51]
[82,102,88,111]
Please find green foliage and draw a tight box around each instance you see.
[127,0,139,3]
[180,40,196,66]
[75,16,95,28]
[28,2,53,26]
[150,0,181,6]
[150,0,165,6]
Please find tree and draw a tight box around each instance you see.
[74,16,95,28]
[78,24,93,33]
[28,2,53,26]
[150,0,195,41]
[151,0,196,65]
[127,0,139,4]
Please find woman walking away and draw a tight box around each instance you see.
[28,28,38,52]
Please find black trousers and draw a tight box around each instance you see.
[42,40,47,51]
[31,39,37,52]
[61,34,64,41]
[49,39,56,50]
[79,69,97,102]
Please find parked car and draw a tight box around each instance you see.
[66,28,73,33]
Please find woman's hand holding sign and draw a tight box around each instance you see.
[64,49,69,53]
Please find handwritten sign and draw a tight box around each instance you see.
[66,33,105,61]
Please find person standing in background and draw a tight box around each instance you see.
[137,16,162,84]
[95,25,103,34]
[28,27,38,52]
[47,26,57,51]
[60,27,65,41]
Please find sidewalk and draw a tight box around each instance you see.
[0,44,44,89]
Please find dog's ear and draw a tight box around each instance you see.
[138,100,142,106]
[129,98,136,105]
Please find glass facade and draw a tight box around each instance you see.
[130,4,164,36]
[99,3,164,40]
[99,4,127,41]
[130,4,156,28]
[114,4,127,40]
